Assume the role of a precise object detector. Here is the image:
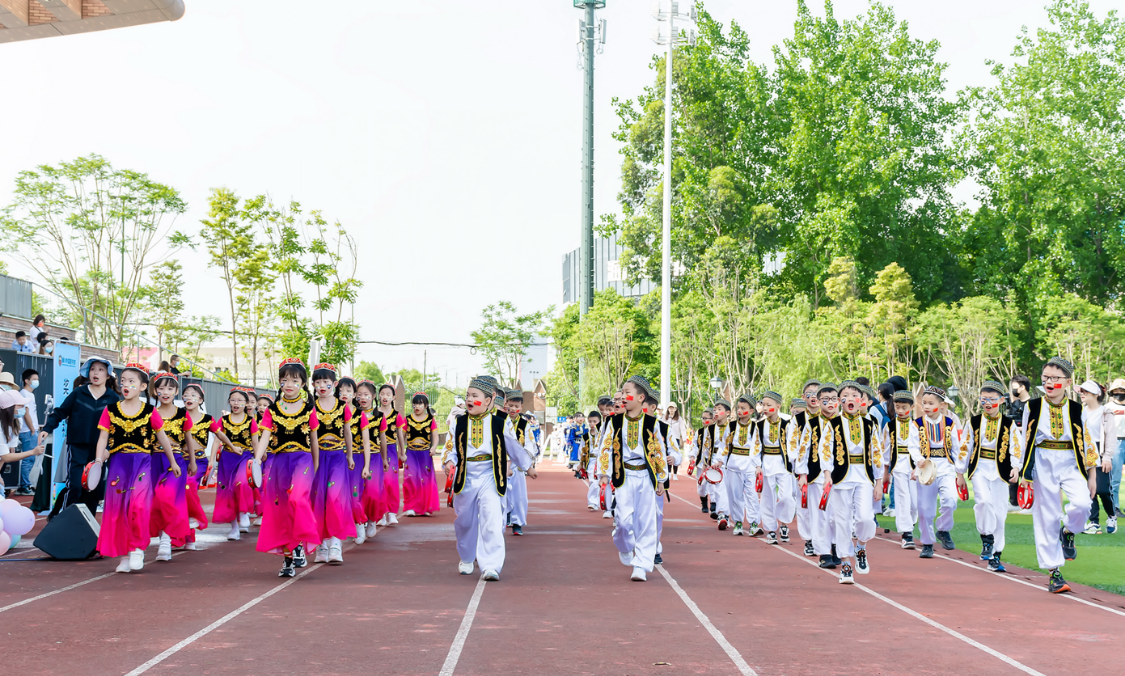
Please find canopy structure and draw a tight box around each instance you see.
[0,0,183,44]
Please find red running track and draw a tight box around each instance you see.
[1,464,1123,676]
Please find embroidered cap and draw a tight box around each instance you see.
[626,375,657,401]
[278,357,305,370]
[893,390,914,403]
[760,390,783,405]
[312,362,337,374]
[791,398,806,408]
[737,393,756,407]
[923,386,946,399]
[182,383,206,401]
[860,385,878,400]
[713,397,732,410]
[817,383,838,395]
[468,376,495,397]
[121,362,149,378]
[597,396,613,407]
[506,388,524,401]
[838,379,862,394]
[980,380,1006,396]
[802,379,822,393]
[1046,356,1074,378]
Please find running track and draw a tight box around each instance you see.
[2,462,1123,676]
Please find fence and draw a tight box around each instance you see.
[0,273,33,319]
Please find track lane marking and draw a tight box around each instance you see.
[668,493,1045,676]
[655,564,758,675]
[438,577,488,676]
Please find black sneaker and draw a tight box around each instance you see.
[855,548,869,574]
[279,556,295,578]
[919,544,934,559]
[654,552,663,565]
[293,545,308,568]
[839,563,854,584]
[819,554,836,569]
[1060,527,1077,561]
[779,524,790,543]
[980,534,994,560]
[710,510,719,520]
[512,524,523,536]
[937,531,955,551]
[1048,568,1071,594]
[803,540,815,557]
[831,545,841,566]
[700,497,709,513]
[988,553,1006,573]
[901,533,915,549]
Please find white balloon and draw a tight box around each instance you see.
[0,531,10,557]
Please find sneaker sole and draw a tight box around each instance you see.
[1050,582,1072,594]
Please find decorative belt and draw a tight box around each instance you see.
[926,448,948,458]
[848,454,865,464]
[762,446,782,455]
[980,449,996,460]
[1037,440,1073,451]
[109,444,148,455]
[466,454,492,462]
[319,447,345,453]
[623,461,647,470]
[729,448,751,456]
[273,442,311,454]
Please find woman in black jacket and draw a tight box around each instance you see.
[38,357,121,515]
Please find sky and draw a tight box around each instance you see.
[0,0,1117,388]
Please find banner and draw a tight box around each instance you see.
[49,342,81,502]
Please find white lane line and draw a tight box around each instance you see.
[124,560,327,675]
[438,577,488,676]
[0,573,115,614]
[655,565,758,676]
[872,535,1125,620]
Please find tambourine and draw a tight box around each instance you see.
[83,460,103,491]
[818,483,832,511]
[247,458,263,489]
[1017,481,1034,509]
[917,461,937,486]
[957,482,969,501]
[755,471,764,494]
[800,483,808,509]
[579,466,589,481]
[703,467,723,484]
[445,473,454,508]
[686,460,695,476]
[599,482,608,511]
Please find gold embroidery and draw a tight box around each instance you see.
[316,400,345,427]
[984,415,999,445]
[835,432,845,465]
[845,415,862,446]
[470,415,485,448]
[998,427,1009,464]
[273,410,312,433]
[1048,400,1065,439]
[626,418,640,448]
[224,417,252,436]
[1084,428,1098,467]
[737,422,750,447]
[768,420,778,445]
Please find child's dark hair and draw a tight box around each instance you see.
[277,363,311,403]
[357,381,379,397]
[411,392,430,407]
[0,407,16,442]
[378,383,395,397]
[335,377,358,400]
[228,389,250,405]
[312,366,338,383]
[183,383,206,403]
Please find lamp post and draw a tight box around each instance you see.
[709,376,725,401]
[652,1,695,407]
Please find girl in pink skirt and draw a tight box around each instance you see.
[213,389,258,540]
[377,383,405,525]
[255,359,321,578]
[336,376,372,543]
[358,380,387,533]
[182,383,230,549]
[309,363,360,564]
[95,363,181,574]
[402,392,441,516]
[149,372,196,560]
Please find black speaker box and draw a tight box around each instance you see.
[34,504,100,560]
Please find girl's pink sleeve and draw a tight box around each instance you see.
[343,406,353,423]
[431,418,438,431]
[396,413,406,428]
[150,410,165,431]
[380,415,388,432]
[209,418,222,432]
[250,419,259,434]
[360,412,369,429]
[259,409,274,431]
[183,413,194,432]
[97,408,112,431]
[309,409,319,430]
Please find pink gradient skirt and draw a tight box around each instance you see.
[402,450,441,515]
[348,456,367,524]
[361,452,387,523]
[185,457,210,544]
[150,453,190,541]
[97,452,153,558]
[383,445,401,515]
[213,449,254,524]
[311,450,354,540]
[256,451,319,555]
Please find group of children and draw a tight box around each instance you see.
[92,358,443,577]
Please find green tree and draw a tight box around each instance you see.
[141,260,185,363]
[354,360,387,385]
[199,188,255,381]
[470,301,551,386]
[235,246,277,387]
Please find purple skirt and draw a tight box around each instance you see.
[311,450,354,540]
[97,452,153,558]
[257,451,319,555]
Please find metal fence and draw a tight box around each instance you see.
[0,273,33,319]
[179,376,273,416]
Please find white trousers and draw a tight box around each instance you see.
[612,469,658,572]
[507,470,528,527]
[831,482,875,558]
[892,472,919,534]
[656,492,665,554]
[917,471,957,545]
[805,482,833,555]
[1032,448,1092,570]
[586,460,600,509]
[760,472,796,532]
[453,463,506,573]
[724,467,759,525]
[971,471,1008,553]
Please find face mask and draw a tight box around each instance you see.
[45,346,53,354]
[30,380,39,390]
[15,408,26,418]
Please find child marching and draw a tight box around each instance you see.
[213,388,258,540]
[149,372,196,560]
[377,384,405,525]
[310,363,358,564]
[402,391,441,517]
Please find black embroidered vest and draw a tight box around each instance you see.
[188,412,214,458]
[888,417,915,471]
[452,412,508,496]
[105,401,159,455]
[965,413,1015,479]
[754,417,792,472]
[315,399,347,452]
[222,413,256,453]
[827,415,877,484]
[406,414,435,450]
[1020,398,1090,480]
[162,407,190,458]
[606,413,662,490]
[266,401,314,454]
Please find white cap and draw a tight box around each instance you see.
[1078,380,1103,397]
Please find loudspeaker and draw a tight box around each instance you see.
[34,504,101,560]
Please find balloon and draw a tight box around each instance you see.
[9,534,19,549]
[0,514,4,535]
[0,499,21,523]
[0,531,9,557]
[3,506,34,536]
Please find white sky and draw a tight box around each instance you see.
[1,0,1115,386]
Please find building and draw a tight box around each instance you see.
[0,0,183,44]
[562,233,656,305]
[519,335,550,392]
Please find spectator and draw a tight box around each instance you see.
[37,337,53,355]
[169,354,182,374]
[1005,374,1033,511]
[663,403,684,479]
[1106,379,1125,518]
[0,371,17,391]
[872,382,895,426]
[0,390,45,498]
[159,360,172,373]
[10,330,34,353]
[1079,381,1116,534]
[30,314,46,343]
[38,357,121,516]
[14,369,40,496]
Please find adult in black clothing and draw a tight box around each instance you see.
[38,357,121,515]
[1005,375,1032,508]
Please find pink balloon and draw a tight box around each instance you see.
[0,500,20,526]
[3,506,34,537]
[0,514,4,535]
[0,531,10,557]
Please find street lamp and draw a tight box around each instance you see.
[653,1,696,407]
[709,376,725,394]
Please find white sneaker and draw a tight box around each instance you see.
[116,557,132,573]
[401,509,416,517]
[482,569,499,581]
[630,567,647,581]
[672,474,678,481]
[355,524,366,545]
[185,542,198,551]
[239,513,251,532]
[376,516,388,527]
[1083,521,1100,535]
[602,511,612,519]
[129,549,145,571]
[883,508,895,518]
[619,549,633,566]
[188,518,200,529]
[227,523,241,541]
[587,505,597,511]
[366,522,378,538]
[314,544,329,563]
[156,538,172,562]
[387,513,399,525]
[458,560,474,575]
[328,540,343,564]
[252,516,263,526]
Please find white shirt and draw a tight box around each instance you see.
[820,414,883,485]
[1106,400,1125,438]
[19,389,38,434]
[755,417,787,475]
[718,419,757,472]
[886,417,922,475]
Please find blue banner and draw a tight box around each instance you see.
[50,342,81,501]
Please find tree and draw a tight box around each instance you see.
[1035,294,1125,383]
[546,304,581,415]
[471,301,551,386]
[354,360,387,385]
[199,188,255,381]
[235,246,277,387]
[247,196,314,362]
[0,154,187,353]
[142,260,185,362]
[304,214,363,368]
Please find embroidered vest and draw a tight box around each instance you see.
[406,414,434,450]
[106,401,159,455]
[188,412,214,458]
[315,400,347,452]
[1020,398,1092,480]
[362,409,384,455]
[382,409,402,448]
[965,413,1014,479]
[266,400,314,454]
[162,407,190,458]
[888,417,915,471]
[452,412,508,496]
[804,414,825,482]
[827,415,877,485]
[915,416,955,464]
[606,413,663,490]
[223,413,255,453]
[755,417,792,472]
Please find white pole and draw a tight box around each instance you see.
[660,5,674,408]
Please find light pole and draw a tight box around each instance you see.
[652,1,695,407]
[574,0,606,408]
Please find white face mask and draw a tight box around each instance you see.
[30,379,40,390]
[15,407,26,418]
[45,345,54,354]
